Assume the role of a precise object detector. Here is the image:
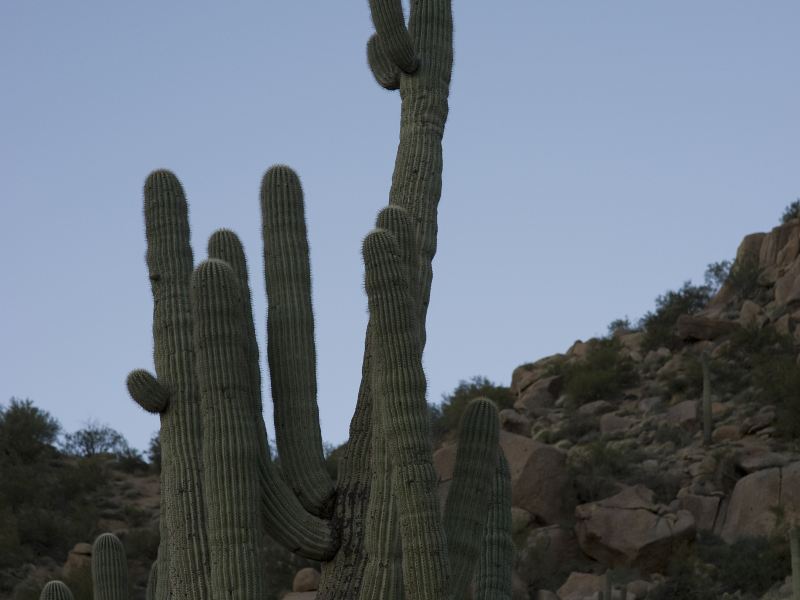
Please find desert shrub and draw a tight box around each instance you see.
[558,339,638,405]
[606,317,632,336]
[653,424,692,447]
[124,527,159,562]
[569,440,642,503]
[323,442,346,480]
[0,398,60,464]
[115,444,149,474]
[552,414,599,445]
[430,376,513,445]
[727,251,762,298]
[723,326,800,437]
[639,281,712,351]
[704,260,731,293]
[781,199,800,224]
[62,420,128,458]
[147,432,161,473]
[62,563,93,600]
[697,533,790,597]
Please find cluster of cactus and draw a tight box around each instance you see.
[40,1,512,599]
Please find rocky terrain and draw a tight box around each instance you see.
[6,217,800,600]
[432,218,800,599]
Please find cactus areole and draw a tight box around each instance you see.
[41,2,512,599]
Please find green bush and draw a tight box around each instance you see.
[568,440,642,503]
[723,326,800,438]
[0,398,60,464]
[781,199,800,224]
[727,251,762,298]
[639,281,712,351]
[557,339,638,405]
[430,376,513,445]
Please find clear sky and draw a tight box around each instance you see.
[2,2,798,452]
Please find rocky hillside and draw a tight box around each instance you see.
[433,218,800,599]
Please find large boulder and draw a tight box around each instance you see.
[62,542,92,581]
[514,375,563,417]
[557,572,604,600]
[433,431,573,524]
[292,567,320,592]
[574,485,696,573]
[719,461,800,542]
[675,314,739,342]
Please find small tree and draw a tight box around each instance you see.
[781,199,800,224]
[0,398,60,464]
[62,420,127,458]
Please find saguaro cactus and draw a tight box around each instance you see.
[42,1,512,598]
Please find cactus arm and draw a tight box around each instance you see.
[367,0,419,74]
[367,34,401,90]
[364,228,450,599]
[139,170,209,600]
[191,259,268,599]
[474,452,513,600]
[126,369,169,413]
[91,533,129,600]
[358,207,418,600]
[39,582,75,600]
[443,398,500,599]
[261,166,335,517]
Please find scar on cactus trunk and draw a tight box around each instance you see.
[40,1,512,599]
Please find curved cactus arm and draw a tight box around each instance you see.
[367,0,419,75]
[261,166,335,517]
[134,169,209,600]
[39,581,75,600]
[443,398,500,599]
[364,228,450,599]
[92,533,129,600]
[367,34,401,90]
[474,452,513,600]
[192,258,268,600]
[127,369,169,413]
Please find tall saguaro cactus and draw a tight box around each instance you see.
[42,1,512,599]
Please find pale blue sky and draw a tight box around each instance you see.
[2,2,798,451]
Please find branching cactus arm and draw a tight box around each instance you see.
[128,171,209,600]
[261,166,336,517]
[364,228,450,599]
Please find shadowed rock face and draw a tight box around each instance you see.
[574,485,696,573]
[720,460,800,543]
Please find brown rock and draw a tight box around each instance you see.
[676,314,740,342]
[600,413,635,435]
[557,572,604,600]
[500,408,532,436]
[677,489,722,532]
[720,462,800,542]
[575,485,696,572]
[62,542,92,581]
[761,222,800,271]
[292,567,320,592]
[578,400,613,417]
[711,424,742,442]
[666,400,698,430]
[514,376,563,416]
[737,451,790,473]
[738,300,764,327]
